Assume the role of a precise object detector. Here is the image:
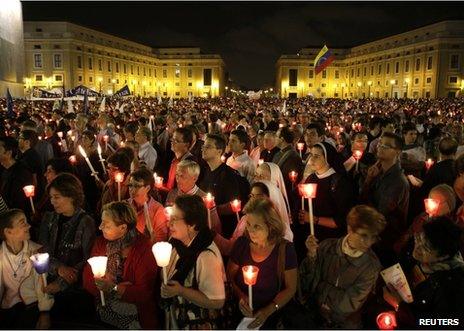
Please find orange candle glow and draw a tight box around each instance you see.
[23,185,35,198]
[289,171,298,183]
[242,265,259,310]
[425,158,434,171]
[57,132,63,139]
[103,135,109,142]
[155,176,164,189]
[69,155,77,165]
[114,172,124,183]
[258,159,264,166]
[164,206,173,220]
[203,193,215,209]
[424,198,439,217]
[353,150,363,161]
[298,183,317,199]
[376,311,397,330]
[230,199,241,213]
[297,142,305,151]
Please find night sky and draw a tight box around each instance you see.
[22,1,464,90]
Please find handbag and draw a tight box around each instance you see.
[97,293,141,330]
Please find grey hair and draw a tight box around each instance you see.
[177,160,200,178]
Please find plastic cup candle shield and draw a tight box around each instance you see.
[424,198,439,218]
[376,311,397,330]
[297,142,305,158]
[203,193,215,229]
[87,256,108,306]
[242,265,259,310]
[230,199,241,223]
[425,158,434,171]
[164,206,173,220]
[353,150,363,172]
[289,171,298,183]
[298,183,318,235]
[115,172,124,201]
[69,155,77,165]
[152,242,173,285]
[30,253,49,287]
[23,185,36,214]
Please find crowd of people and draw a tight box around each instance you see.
[0,94,464,329]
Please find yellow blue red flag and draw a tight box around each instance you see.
[314,45,335,75]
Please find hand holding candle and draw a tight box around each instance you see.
[353,150,363,172]
[69,155,77,165]
[87,256,108,306]
[289,170,298,185]
[242,265,259,310]
[297,142,305,158]
[30,253,49,287]
[230,199,241,223]
[23,185,36,214]
[78,145,100,180]
[114,172,124,201]
[298,183,318,235]
[203,193,215,229]
[152,242,173,285]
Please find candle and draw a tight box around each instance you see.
[424,198,439,218]
[23,185,36,214]
[425,158,434,171]
[103,134,109,152]
[87,256,108,306]
[152,242,173,285]
[78,145,98,175]
[289,170,298,183]
[376,311,397,330]
[114,172,124,201]
[297,142,305,158]
[30,253,49,287]
[155,176,164,189]
[298,183,318,235]
[230,199,241,223]
[203,193,215,229]
[258,159,264,166]
[38,136,42,141]
[68,155,77,165]
[242,265,259,310]
[97,143,107,174]
[353,150,363,172]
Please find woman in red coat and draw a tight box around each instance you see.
[83,201,159,329]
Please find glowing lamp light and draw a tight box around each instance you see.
[279,123,284,128]
[289,171,298,183]
[424,198,440,217]
[203,193,215,209]
[376,311,397,330]
[242,265,259,310]
[23,185,35,198]
[57,132,63,139]
[114,172,124,183]
[103,135,109,142]
[152,241,173,285]
[353,150,363,161]
[67,130,73,136]
[425,158,434,171]
[87,256,108,306]
[298,183,317,199]
[230,199,241,213]
[297,142,305,151]
[69,155,77,165]
[38,136,42,141]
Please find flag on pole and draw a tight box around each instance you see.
[281,100,287,113]
[82,89,89,114]
[99,97,106,112]
[314,45,335,75]
[113,85,130,98]
[6,88,15,118]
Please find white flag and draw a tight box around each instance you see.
[67,100,74,113]
[281,100,287,113]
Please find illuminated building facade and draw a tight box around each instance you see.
[23,21,225,98]
[276,21,464,99]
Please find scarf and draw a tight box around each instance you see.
[420,252,464,274]
[106,228,138,283]
[170,228,214,284]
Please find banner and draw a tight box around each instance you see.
[112,85,131,98]
[66,85,101,97]
[32,87,61,98]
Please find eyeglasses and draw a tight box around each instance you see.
[378,143,396,150]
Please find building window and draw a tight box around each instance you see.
[163,69,167,78]
[363,67,367,76]
[88,58,93,70]
[137,66,140,75]
[163,92,168,96]
[99,59,102,71]
[322,70,327,79]
[427,56,433,70]
[426,77,432,84]
[378,64,382,75]
[357,68,360,77]
[188,82,192,86]
[78,75,82,82]
[175,82,180,86]
[309,70,314,78]
[351,69,354,77]
[123,63,126,74]
[55,75,63,82]
[335,70,339,79]
[143,67,146,76]
[34,54,42,68]
[386,63,390,74]
[449,76,458,84]
[425,91,431,98]
[154,69,157,77]
[414,78,419,85]
[53,54,62,68]
[188,69,192,78]
[370,66,374,76]
[77,56,82,69]
[203,68,212,86]
[149,68,151,76]
[289,69,298,86]
[405,60,409,73]
[415,58,420,71]
[308,83,313,87]
[107,61,111,72]
[34,45,41,49]
[35,75,43,81]
[89,76,93,83]
[175,92,180,96]
[131,65,133,75]
[321,83,326,87]
[395,62,399,74]
[116,62,119,73]
[450,54,460,69]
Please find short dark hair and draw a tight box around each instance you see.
[368,116,382,130]
[382,132,404,150]
[205,133,226,153]
[251,182,270,197]
[347,205,386,234]
[0,209,25,241]
[107,152,131,175]
[130,167,154,187]
[0,136,19,159]
[306,123,324,137]
[47,173,85,208]
[230,129,249,146]
[102,201,137,230]
[402,122,417,135]
[438,137,458,156]
[123,121,139,137]
[278,126,294,144]
[175,127,194,146]
[423,217,462,258]
[46,157,74,174]
[175,195,208,232]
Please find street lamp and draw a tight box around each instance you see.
[390,79,396,98]
[404,78,410,98]
[367,81,373,98]
[98,77,103,93]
